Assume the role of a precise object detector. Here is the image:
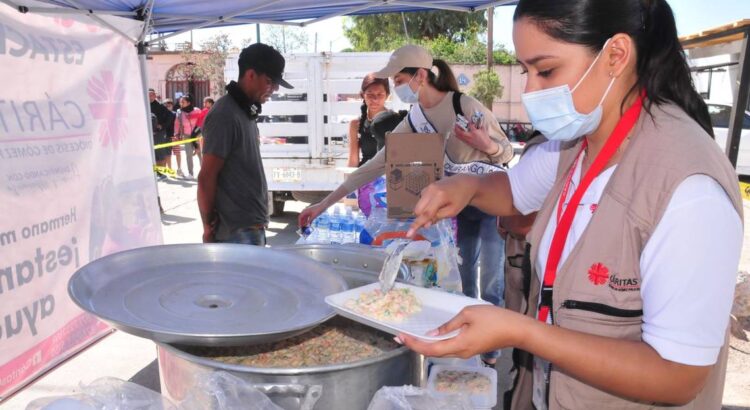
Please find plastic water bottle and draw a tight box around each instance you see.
[355,212,366,243]
[329,212,342,244]
[315,213,329,243]
[342,214,356,244]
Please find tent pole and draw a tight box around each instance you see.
[726,30,750,169]
[139,42,157,167]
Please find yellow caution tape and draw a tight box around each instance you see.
[153,165,177,177]
[740,181,750,201]
[153,135,202,150]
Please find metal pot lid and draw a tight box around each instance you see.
[68,244,347,346]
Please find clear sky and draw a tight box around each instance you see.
[162,1,749,53]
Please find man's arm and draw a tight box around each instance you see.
[197,154,225,242]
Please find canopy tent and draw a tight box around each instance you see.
[1,0,518,44]
[681,20,750,171]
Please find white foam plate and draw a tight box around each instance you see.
[325,283,490,341]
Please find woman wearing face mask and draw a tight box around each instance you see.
[299,47,514,353]
[402,1,742,409]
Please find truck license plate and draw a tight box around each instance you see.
[272,167,302,182]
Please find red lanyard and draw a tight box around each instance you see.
[538,95,644,323]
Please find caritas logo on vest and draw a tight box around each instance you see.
[588,263,640,291]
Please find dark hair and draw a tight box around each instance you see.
[358,73,391,137]
[514,0,713,137]
[180,94,194,112]
[400,59,460,93]
[204,97,215,105]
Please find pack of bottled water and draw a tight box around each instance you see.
[305,205,367,244]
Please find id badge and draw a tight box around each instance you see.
[532,356,550,410]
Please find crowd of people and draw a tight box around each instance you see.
[149,89,215,181]
[145,0,743,406]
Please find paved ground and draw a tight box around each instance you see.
[2,166,749,409]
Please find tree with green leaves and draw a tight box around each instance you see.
[469,69,504,108]
[344,11,486,51]
[177,33,233,96]
[245,26,309,54]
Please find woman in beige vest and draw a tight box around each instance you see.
[401,1,743,409]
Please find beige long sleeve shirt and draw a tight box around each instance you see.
[341,91,513,193]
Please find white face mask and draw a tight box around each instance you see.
[394,75,419,104]
[521,39,616,141]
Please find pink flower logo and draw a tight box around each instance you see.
[88,71,128,148]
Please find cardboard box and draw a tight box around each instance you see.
[385,132,445,219]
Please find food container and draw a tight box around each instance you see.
[68,244,422,409]
[427,364,498,410]
[158,317,419,410]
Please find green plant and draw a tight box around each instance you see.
[469,69,504,108]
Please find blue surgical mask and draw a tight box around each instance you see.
[395,75,419,104]
[521,39,616,141]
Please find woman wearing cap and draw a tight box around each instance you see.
[400,1,742,409]
[298,44,514,363]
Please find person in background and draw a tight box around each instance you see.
[148,88,172,178]
[162,99,176,172]
[298,45,514,366]
[173,94,202,179]
[347,73,406,216]
[401,1,742,408]
[347,74,392,168]
[198,43,293,245]
[196,97,215,159]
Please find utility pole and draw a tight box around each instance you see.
[256,24,261,43]
[487,7,494,70]
[315,32,318,53]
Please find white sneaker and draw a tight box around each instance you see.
[176,169,184,178]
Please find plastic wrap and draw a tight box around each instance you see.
[26,377,176,410]
[177,372,284,410]
[367,385,473,410]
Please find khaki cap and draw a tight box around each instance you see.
[373,44,433,78]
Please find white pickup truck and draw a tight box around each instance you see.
[224,52,409,215]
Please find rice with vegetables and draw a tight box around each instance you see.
[344,287,422,322]
[181,318,398,368]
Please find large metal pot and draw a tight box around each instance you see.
[157,321,419,410]
[274,244,410,288]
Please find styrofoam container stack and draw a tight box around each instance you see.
[427,364,498,410]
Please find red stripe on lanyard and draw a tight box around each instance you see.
[538,94,644,323]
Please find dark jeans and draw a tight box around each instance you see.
[224,227,266,246]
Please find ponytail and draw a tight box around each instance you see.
[358,102,368,137]
[431,59,460,93]
[400,58,460,93]
[635,0,713,137]
[514,0,714,137]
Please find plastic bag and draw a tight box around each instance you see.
[177,372,283,410]
[367,385,473,410]
[26,377,176,410]
[357,176,387,218]
[361,208,462,293]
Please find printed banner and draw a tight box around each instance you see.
[0,3,161,399]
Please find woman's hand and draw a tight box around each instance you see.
[453,122,495,154]
[407,174,480,237]
[298,202,328,228]
[398,305,532,358]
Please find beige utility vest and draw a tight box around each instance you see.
[511,102,743,410]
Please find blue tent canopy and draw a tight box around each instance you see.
[5,0,518,42]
